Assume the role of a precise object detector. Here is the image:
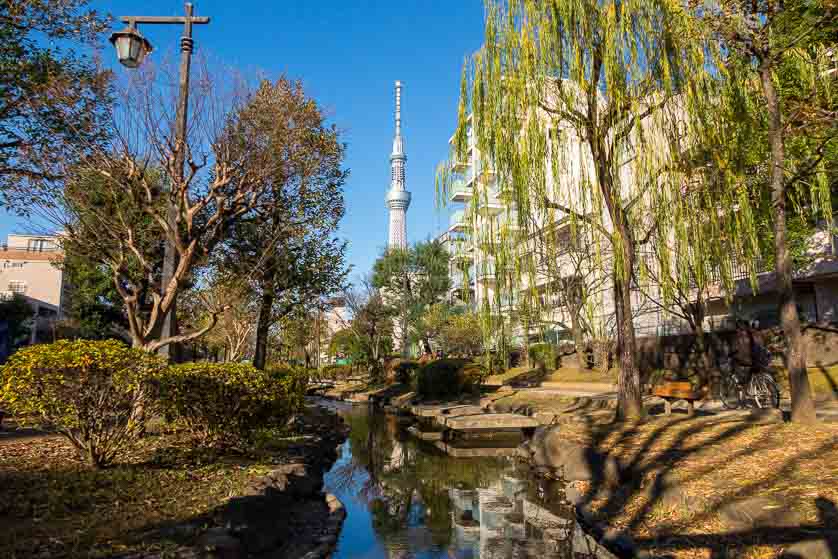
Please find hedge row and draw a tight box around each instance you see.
[414,358,487,399]
[0,340,308,468]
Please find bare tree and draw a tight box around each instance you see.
[339,278,395,380]
[44,63,282,352]
[525,219,612,357]
[180,275,257,362]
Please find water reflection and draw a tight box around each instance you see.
[322,402,587,559]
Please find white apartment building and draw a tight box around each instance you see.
[0,234,68,343]
[438,111,838,347]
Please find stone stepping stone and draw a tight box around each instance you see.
[445,413,539,432]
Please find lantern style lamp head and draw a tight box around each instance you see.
[109,24,152,68]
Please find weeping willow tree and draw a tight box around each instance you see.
[689,0,836,423]
[438,0,757,419]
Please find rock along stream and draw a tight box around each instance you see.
[320,400,612,559]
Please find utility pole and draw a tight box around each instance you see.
[109,3,210,361]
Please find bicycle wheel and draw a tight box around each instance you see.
[752,373,780,409]
[720,376,742,409]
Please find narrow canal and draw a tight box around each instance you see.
[321,400,605,559]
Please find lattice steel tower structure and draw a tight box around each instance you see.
[386,80,411,249]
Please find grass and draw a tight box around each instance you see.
[780,364,838,397]
[484,366,539,385]
[544,365,618,384]
[559,416,838,558]
[0,426,296,558]
[485,365,618,387]
[489,390,579,415]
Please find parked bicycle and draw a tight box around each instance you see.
[718,349,780,410]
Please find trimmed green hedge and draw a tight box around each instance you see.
[0,339,165,468]
[415,359,486,399]
[155,363,307,447]
[394,360,420,383]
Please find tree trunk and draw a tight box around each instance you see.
[422,337,432,355]
[570,308,586,362]
[253,290,274,370]
[760,63,817,423]
[613,271,643,420]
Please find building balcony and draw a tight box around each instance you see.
[450,243,474,261]
[452,273,473,290]
[449,209,469,232]
[449,178,473,203]
[477,194,504,216]
[476,261,496,282]
[498,295,515,311]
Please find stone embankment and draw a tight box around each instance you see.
[123,405,349,559]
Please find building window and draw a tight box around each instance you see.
[8,280,26,294]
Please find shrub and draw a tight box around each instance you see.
[415,359,485,399]
[155,363,307,447]
[0,339,164,468]
[322,363,354,380]
[484,350,508,374]
[394,360,419,384]
[529,343,558,371]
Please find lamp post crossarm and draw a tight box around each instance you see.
[119,16,210,25]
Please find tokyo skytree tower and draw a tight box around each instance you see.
[386,80,411,249]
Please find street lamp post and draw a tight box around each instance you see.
[109,3,210,361]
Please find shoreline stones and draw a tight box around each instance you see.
[133,405,350,559]
[525,425,622,486]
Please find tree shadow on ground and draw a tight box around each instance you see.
[569,411,838,558]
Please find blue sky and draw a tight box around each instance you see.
[0,0,486,277]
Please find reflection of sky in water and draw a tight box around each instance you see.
[323,404,584,559]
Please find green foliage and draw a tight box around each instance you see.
[328,328,360,361]
[0,294,34,348]
[372,240,452,351]
[343,283,396,379]
[483,350,508,375]
[321,363,354,380]
[529,343,558,371]
[155,362,307,448]
[218,77,349,369]
[415,359,485,399]
[0,1,111,210]
[0,339,164,468]
[394,360,420,384]
[59,250,127,339]
[441,311,484,357]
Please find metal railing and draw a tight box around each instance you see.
[476,261,496,279]
[1,243,60,253]
[449,178,472,198]
[449,209,468,229]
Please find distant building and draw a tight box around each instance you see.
[437,105,838,349]
[319,297,350,365]
[0,233,68,343]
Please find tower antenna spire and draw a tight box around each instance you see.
[395,80,402,137]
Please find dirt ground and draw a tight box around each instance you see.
[0,409,343,559]
[560,415,838,558]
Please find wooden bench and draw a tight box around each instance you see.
[652,381,703,416]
